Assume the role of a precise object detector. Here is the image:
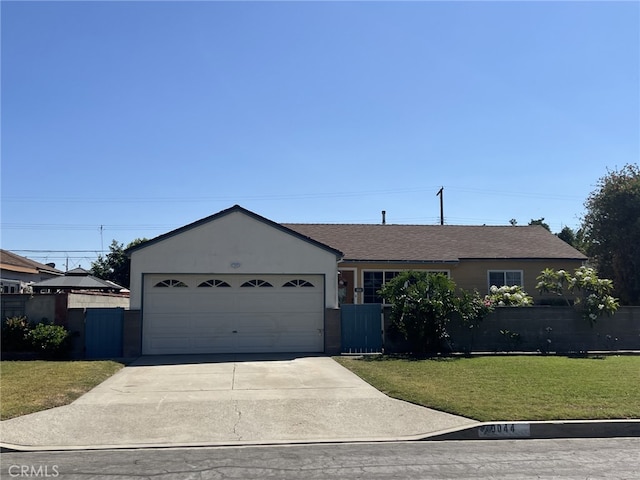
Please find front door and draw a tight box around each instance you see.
[338,270,355,305]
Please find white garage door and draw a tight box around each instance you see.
[142,274,324,355]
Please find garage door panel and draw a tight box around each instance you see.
[148,335,236,355]
[145,293,240,311]
[143,274,324,355]
[145,292,321,312]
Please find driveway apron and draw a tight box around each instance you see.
[0,355,477,449]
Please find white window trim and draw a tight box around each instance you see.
[360,269,451,305]
[487,270,524,292]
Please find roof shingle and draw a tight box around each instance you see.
[283,224,587,262]
[0,249,64,275]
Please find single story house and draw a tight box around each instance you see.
[127,205,586,356]
[0,249,64,294]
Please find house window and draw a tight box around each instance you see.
[154,279,188,288]
[198,279,231,288]
[241,279,273,287]
[283,279,314,287]
[363,270,451,304]
[488,271,523,290]
[363,271,400,304]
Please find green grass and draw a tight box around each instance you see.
[0,360,124,420]
[335,355,640,421]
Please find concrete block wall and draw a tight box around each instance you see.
[24,295,58,323]
[67,292,130,309]
[1,293,127,326]
[384,306,640,354]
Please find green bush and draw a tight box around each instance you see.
[1,316,33,351]
[27,323,72,359]
[379,271,492,355]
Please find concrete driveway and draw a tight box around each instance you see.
[0,354,477,450]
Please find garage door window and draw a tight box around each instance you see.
[283,279,315,287]
[198,279,231,287]
[154,279,188,288]
[241,279,273,287]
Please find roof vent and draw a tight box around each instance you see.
[381,210,386,225]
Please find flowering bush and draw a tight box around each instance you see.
[536,266,619,324]
[379,271,492,354]
[485,285,533,307]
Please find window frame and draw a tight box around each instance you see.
[361,269,451,304]
[240,279,273,288]
[197,279,231,288]
[487,270,524,292]
[282,279,315,288]
[154,279,188,288]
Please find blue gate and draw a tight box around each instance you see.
[85,308,124,358]
[340,304,383,353]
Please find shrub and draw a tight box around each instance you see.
[486,285,533,307]
[1,316,33,351]
[379,271,491,355]
[27,322,72,359]
[536,266,619,324]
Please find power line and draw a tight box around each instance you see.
[0,224,174,232]
[0,185,585,204]
[0,186,440,204]
[8,250,105,253]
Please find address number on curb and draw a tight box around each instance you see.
[478,423,531,438]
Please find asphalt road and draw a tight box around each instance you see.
[2,438,639,479]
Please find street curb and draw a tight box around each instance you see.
[2,420,639,452]
[424,419,640,441]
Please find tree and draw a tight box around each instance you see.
[557,226,576,246]
[379,271,490,355]
[556,226,588,254]
[582,164,640,305]
[91,238,147,289]
[529,218,551,231]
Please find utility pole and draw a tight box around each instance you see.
[436,187,444,225]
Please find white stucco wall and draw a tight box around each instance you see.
[129,210,340,309]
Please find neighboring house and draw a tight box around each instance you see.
[31,267,126,294]
[0,249,64,293]
[2,268,129,323]
[127,205,586,356]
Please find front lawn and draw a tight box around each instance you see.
[0,360,124,420]
[335,355,640,421]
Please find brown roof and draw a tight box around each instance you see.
[0,249,64,275]
[283,224,587,263]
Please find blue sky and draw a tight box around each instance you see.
[1,1,639,270]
